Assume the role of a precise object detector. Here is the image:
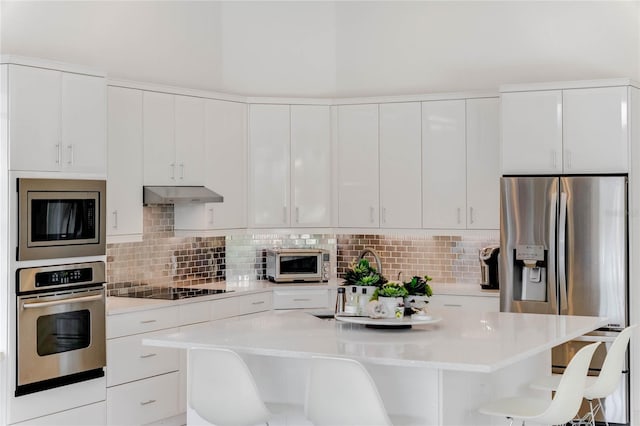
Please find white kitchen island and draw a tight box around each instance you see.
[144,309,607,426]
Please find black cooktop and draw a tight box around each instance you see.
[118,286,231,300]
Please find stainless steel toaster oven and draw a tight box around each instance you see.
[266,248,330,283]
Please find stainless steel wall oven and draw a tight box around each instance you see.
[15,262,106,396]
[17,178,106,261]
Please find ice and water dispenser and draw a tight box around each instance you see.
[513,244,547,302]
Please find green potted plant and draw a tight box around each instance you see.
[342,259,388,304]
[371,281,408,318]
[403,275,433,314]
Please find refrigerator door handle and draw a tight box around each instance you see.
[558,191,568,314]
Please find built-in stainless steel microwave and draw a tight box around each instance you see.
[17,178,106,261]
[266,248,330,283]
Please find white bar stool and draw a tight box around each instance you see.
[478,341,601,426]
[188,347,272,426]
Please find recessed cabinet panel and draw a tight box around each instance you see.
[466,98,500,229]
[143,91,175,185]
[501,90,563,174]
[9,65,61,172]
[61,73,107,173]
[291,105,331,227]
[422,100,466,229]
[175,95,205,185]
[107,86,143,239]
[379,102,422,229]
[562,86,629,173]
[249,104,291,227]
[337,104,380,228]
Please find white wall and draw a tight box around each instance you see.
[1,0,639,98]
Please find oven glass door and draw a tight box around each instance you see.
[17,288,106,388]
[277,254,321,280]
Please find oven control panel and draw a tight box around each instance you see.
[17,261,105,294]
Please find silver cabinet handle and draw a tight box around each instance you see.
[67,144,74,165]
[382,207,387,224]
[179,163,185,179]
[369,207,375,223]
[293,298,311,302]
[140,319,157,324]
[283,206,287,224]
[208,208,214,226]
[551,150,558,169]
[469,207,474,225]
[296,207,300,224]
[252,301,265,305]
[565,150,572,170]
[22,294,102,309]
[170,163,175,180]
[140,353,157,359]
[55,144,61,165]
[112,210,118,229]
[444,303,462,307]
[140,400,156,406]
[457,208,461,224]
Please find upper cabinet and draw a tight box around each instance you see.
[8,64,106,174]
[248,104,331,228]
[107,86,143,241]
[501,83,629,174]
[379,102,422,229]
[337,104,380,228]
[143,92,205,185]
[422,100,467,229]
[175,99,248,231]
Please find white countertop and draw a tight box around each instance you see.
[143,309,606,373]
[107,280,498,315]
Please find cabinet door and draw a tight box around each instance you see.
[248,104,290,227]
[337,104,379,228]
[466,98,500,230]
[143,91,175,185]
[563,86,629,173]
[501,90,563,174]
[205,99,247,229]
[107,86,143,239]
[422,100,466,229]
[379,102,422,228]
[8,65,61,172]
[291,105,331,227]
[60,73,107,174]
[175,95,205,184]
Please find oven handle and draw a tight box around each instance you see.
[21,294,103,309]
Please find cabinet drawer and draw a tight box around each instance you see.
[210,297,240,321]
[179,301,211,325]
[12,402,106,426]
[107,306,180,338]
[107,328,180,386]
[272,289,330,309]
[107,372,180,425]
[429,295,499,312]
[237,292,273,315]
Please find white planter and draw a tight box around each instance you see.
[378,296,403,319]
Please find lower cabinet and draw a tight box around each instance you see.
[11,402,106,426]
[106,372,180,425]
[272,288,331,310]
[428,294,499,312]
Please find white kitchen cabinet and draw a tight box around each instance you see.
[107,86,143,240]
[143,92,205,185]
[337,104,380,227]
[8,64,106,174]
[422,100,466,229]
[174,99,247,231]
[428,294,499,312]
[466,97,500,229]
[248,104,291,227]
[12,402,106,426]
[562,86,629,173]
[290,105,331,227]
[501,84,630,175]
[236,291,273,315]
[501,90,563,175]
[379,102,422,229]
[272,288,331,309]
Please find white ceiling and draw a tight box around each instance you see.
[1,1,639,98]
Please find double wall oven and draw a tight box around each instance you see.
[14,178,107,397]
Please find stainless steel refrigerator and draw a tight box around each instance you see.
[500,175,629,425]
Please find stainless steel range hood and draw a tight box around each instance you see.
[143,186,224,205]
